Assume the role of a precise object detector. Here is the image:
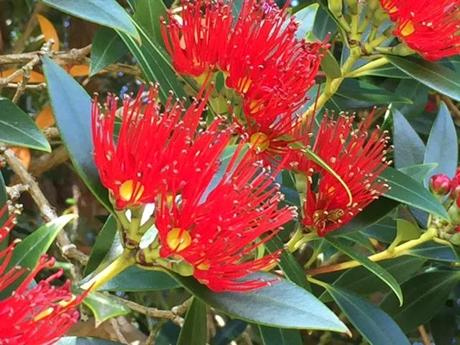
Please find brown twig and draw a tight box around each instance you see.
[29,145,69,177]
[2,147,88,265]
[440,95,460,122]
[418,325,432,345]
[12,2,44,53]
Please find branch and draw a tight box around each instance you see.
[29,145,69,177]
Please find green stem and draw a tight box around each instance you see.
[307,227,438,276]
[345,56,389,78]
[81,250,135,292]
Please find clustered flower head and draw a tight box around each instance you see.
[380,0,460,61]
[290,113,390,236]
[0,209,82,344]
[162,0,327,165]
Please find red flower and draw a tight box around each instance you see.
[0,211,82,345]
[92,86,227,210]
[162,0,326,164]
[380,0,460,61]
[155,148,296,292]
[292,114,390,236]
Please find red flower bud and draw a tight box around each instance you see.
[429,174,451,196]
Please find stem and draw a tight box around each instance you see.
[307,227,438,276]
[81,250,135,292]
[345,57,389,78]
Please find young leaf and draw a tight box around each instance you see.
[380,167,448,219]
[42,57,111,211]
[327,286,410,345]
[172,272,348,332]
[424,102,458,178]
[387,55,460,101]
[90,27,127,76]
[325,237,403,305]
[177,299,208,345]
[0,98,50,152]
[392,109,425,169]
[42,0,138,40]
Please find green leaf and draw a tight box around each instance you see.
[353,64,411,79]
[83,292,130,327]
[325,237,403,306]
[407,241,459,262]
[380,271,460,331]
[212,320,247,345]
[90,27,128,76]
[424,102,458,178]
[0,98,50,152]
[172,272,348,332]
[387,55,460,101]
[85,216,118,275]
[42,0,138,39]
[0,214,76,298]
[0,173,8,227]
[295,4,319,39]
[392,109,425,169]
[390,219,421,249]
[177,298,207,345]
[380,167,448,220]
[431,306,458,345]
[337,79,412,105]
[133,0,167,46]
[42,57,111,211]
[326,286,410,345]
[399,163,437,184]
[100,266,180,292]
[259,326,303,345]
[56,337,124,345]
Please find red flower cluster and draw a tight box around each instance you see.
[92,87,295,291]
[162,0,326,163]
[380,0,460,61]
[292,114,390,236]
[0,210,81,344]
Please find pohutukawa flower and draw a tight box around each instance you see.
[380,0,460,61]
[162,0,326,163]
[92,86,228,210]
[0,210,82,345]
[292,113,390,236]
[155,149,296,292]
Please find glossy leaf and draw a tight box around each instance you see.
[259,326,303,345]
[387,55,460,101]
[100,266,179,292]
[57,338,124,345]
[0,98,50,152]
[325,237,403,305]
[381,271,460,331]
[424,102,458,178]
[391,219,421,248]
[177,298,207,345]
[42,57,111,211]
[133,0,167,46]
[407,241,459,262]
[211,320,247,345]
[431,306,458,345]
[295,4,319,39]
[392,109,425,169]
[172,273,348,332]
[85,216,118,275]
[380,167,448,219]
[327,286,410,345]
[83,292,130,327]
[399,163,437,184]
[0,173,7,226]
[90,27,127,76]
[42,0,138,39]
[337,79,412,105]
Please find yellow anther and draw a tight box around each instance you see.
[34,307,54,321]
[196,261,210,271]
[249,132,270,153]
[400,20,415,37]
[389,6,398,14]
[119,180,144,203]
[166,227,192,252]
[238,77,252,94]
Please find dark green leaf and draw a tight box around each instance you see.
[327,286,410,345]
[325,237,403,305]
[380,167,448,219]
[0,173,7,227]
[387,55,460,101]
[211,320,247,345]
[424,102,458,178]
[177,298,207,345]
[85,216,118,275]
[399,163,437,184]
[42,57,111,211]
[337,79,412,104]
[172,272,348,332]
[407,241,459,262]
[0,98,50,151]
[392,109,425,169]
[42,0,138,39]
[133,0,167,46]
[156,322,180,345]
[56,337,124,345]
[90,27,128,76]
[431,306,458,345]
[259,326,303,345]
[83,292,130,327]
[381,271,460,332]
[100,266,179,292]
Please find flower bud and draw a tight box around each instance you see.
[429,174,451,196]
